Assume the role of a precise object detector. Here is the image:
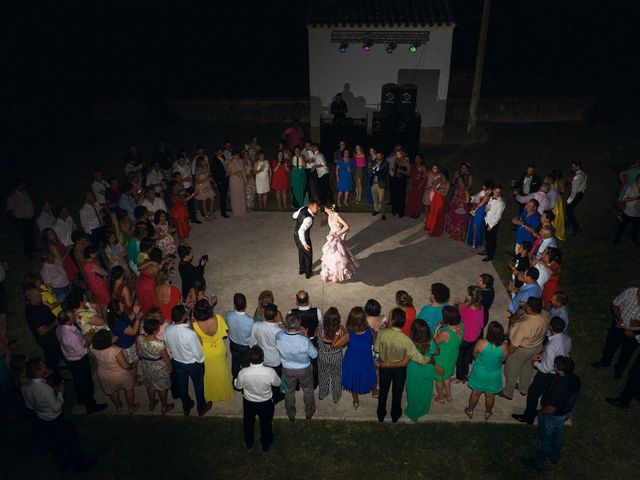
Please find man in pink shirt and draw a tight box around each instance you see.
[56,311,106,414]
[515,183,552,214]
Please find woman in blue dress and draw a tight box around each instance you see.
[336,149,354,207]
[466,182,494,249]
[341,306,377,410]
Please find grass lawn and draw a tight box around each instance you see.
[1,118,639,479]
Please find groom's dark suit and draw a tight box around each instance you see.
[293,206,315,278]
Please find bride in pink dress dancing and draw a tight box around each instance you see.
[320,205,359,283]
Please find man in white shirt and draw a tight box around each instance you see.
[140,188,168,214]
[234,345,280,451]
[22,358,95,473]
[309,144,332,204]
[36,199,56,234]
[566,160,587,236]
[40,252,70,293]
[534,225,558,259]
[145,161,165,193]
[512,316,571,424]
[52,205,78,247]
[78,192,106,244]
[482,185,506,261]
[293,201,320,278]
[91,172,109,205]
[191,145,209,175]
[165,304,212,416]
[614,173,640,245]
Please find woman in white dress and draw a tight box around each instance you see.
[320,205,359,283]
[254,152,271,209]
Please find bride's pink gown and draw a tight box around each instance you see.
[320,214,359,283]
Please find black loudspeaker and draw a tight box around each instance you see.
[395,113,421,157]
[398,83,418,117]
[370,111,395,154]
[380,83,400,115]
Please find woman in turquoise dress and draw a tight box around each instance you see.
[465,321,508,420]
[433,306,463,404]
[417,282,451,335]
[405,319,438,422]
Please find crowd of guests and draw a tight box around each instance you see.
[1,135,639,473]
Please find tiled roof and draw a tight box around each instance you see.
[307,0,456,28]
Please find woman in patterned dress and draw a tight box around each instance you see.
[137,317,174,414]
[153,210,176,257]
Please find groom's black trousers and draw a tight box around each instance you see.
[294,236,313,276]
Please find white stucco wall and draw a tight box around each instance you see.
[308,26,454,132]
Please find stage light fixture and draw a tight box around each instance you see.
[385,43,397,54]
[409,43,419,53]
[362,40,372,52]
[339,42,349,53]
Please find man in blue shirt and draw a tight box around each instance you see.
[225,293,255,384]
[508,267,543,318]
[513,199,541,253]
[275,312,318,421]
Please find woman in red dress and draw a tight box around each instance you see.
[541,248,562,307]
[396,290,417,336]
[169,180,196,244]
[155,269,182,323]
[82,245,111,308]
[42,228,79,282]
[135,247,162,315]
[271,151,290,209]
[405,154,427,218]
[445,180,471,242]
[425,169,450,237]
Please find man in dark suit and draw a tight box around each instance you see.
[211,147,230,218]
[513,165,543,212]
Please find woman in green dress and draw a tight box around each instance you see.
[290,146,307,208]
[465,321,508,420]
[433,306,464,404]
[405,319,439,421]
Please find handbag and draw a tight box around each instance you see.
[434,364,445,376]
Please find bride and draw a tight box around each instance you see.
[320,204,359,283]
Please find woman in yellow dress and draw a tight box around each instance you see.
[192,299,234,402]
[551,170,566,241]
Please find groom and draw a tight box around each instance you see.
[293,200,320,279]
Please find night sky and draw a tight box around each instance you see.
[6,0,640,108]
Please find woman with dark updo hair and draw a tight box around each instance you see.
[433,306,463,404]
[317,307,348,403]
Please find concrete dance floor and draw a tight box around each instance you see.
[87,211,528,424]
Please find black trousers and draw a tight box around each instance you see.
[40,340,62,381]
[216,180,229,215]
[599,318,639,373]
[13,217,36,255]
[89,226,108,247]
[37,415,83,472]
[377,366,407,422]
[389,177,407,217]
[614,214,640,245]
[66,355,98,410]
[308,170,320,200]
[456,340,476,380]
[184,187,197,220]
[294,236,313,276]
[620,351,640,405]
[523,371,557,421]
[243,398,274,448]
[565,192,584,233]
[318,174,332,204]
[230,341,251,381]
[485,222,500,259]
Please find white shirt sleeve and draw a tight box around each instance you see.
[298,217,313,246]
[79,206,91,233]
[567,172,586,204]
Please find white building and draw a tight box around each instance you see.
[307,0,456,144]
